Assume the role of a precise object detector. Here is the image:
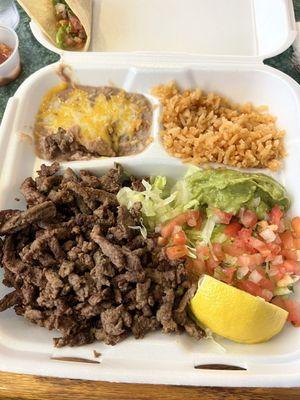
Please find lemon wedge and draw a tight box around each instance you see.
[189,275,288,344]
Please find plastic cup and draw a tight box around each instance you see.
[0,0,13,13]
[0,24,21,86]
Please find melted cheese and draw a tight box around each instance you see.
[36,84,144,148]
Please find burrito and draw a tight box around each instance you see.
[17,0,92,51]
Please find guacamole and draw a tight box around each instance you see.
[186,168,290,218]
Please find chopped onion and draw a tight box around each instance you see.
[55,3,66,13]
[186,245,197,259]
[277,275,294,287]
[224,254,237,266]
[237,266,249,280]
[257,220,269,231]
[238,208,245,219]
[268,224,278,231]
[278,220,286,233]
[261,289,273,302]
[173,225,182,234]
[259,229,276,243]
[252,197,261,207]
[269,266,279,277]
[274,287,292,296]
[249,269,262,284]
[292,275,300,283]
[272,255,283,266]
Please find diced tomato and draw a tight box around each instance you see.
[160,214,188,238]
[267,242,282,256]
[161,211,202,238]
[157,236,168,246]
[280,231,295,250]
[238,228,253,240]
[247,237,270,257]
[259,277,275,292]
[269,205,283,227]
[186,258,205,276]
[271,255,284,266]
[234,228,258,254]
[237,280,263,298]
[205,256,219,275]
[274,260,300,276]
[291,217,300,238]
[214,208,233,224]
[260,289,273,302]
[234,238,256,255]
[274,234,282,245]
[172,230,187,245]
[161,222,179,239]
[223,243,244,257]
[272,296,286,308]
[186,210,202,227]
[238,279,271,301]
[237,253,264,269]
[277,264,289,275]
[278,220,286,233]
[223,243,245,257]
[166,245,188,260]
[212,243,225,261]
[283,300,300,326]
[196,244,210,259]
[273,297,300,326]
[282,259,300,275]
[240,209,258,228]
[69,15,83,32]
[282,249,298,261]
[264,247,281,263]
[224,221,242,237]
[294,238,300,250]
[221,267,236,284]
[271,270,285,283]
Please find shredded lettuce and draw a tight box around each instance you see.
[117,166,291,248]
[211,225,227,244]
[117,177,184,229]
[117,169,204,229]
[200,214,218,244]
[128,218,148,239]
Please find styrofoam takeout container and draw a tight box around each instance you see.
[0,0,300,388]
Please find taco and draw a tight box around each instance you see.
[17,0,92,51]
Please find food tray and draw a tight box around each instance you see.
[1,0,300,388]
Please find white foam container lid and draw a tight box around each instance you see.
[1,0,300,387]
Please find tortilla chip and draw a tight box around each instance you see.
[17,0,92,51]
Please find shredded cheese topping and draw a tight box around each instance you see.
[36,83,146,148]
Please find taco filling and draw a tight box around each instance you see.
[53,0,87,49]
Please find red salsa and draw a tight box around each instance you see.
[0,43,13,65]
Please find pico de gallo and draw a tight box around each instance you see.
[117,167,300,328]
[0,43,12,65]
[157,206,300,326]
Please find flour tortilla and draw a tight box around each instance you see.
[17,0,92,51]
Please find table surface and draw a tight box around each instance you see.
[1,2,300,399]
